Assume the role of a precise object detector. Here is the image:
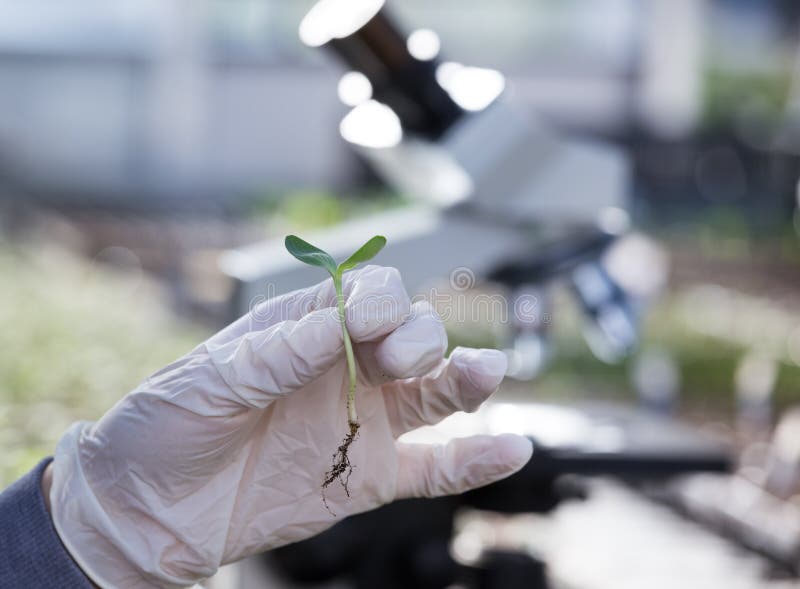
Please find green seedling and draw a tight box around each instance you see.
[285,234,387,509]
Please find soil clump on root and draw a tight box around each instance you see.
[322,421,360,515]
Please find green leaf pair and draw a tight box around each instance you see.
[285,234,387,280]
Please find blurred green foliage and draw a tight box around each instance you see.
[500,290,800,415]
[0,245,205,487]
[659,207,800,262]
[248,189,410,233]
[702,68,791,128]
[273,191,346,230]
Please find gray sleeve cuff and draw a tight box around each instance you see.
[0,457,94,588]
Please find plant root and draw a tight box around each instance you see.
[321,420,360,515]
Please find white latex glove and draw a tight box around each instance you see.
[50,265,532,588]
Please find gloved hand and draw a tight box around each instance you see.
[50,265,532,588]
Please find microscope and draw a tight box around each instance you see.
[220,0,642,379]
[217,2,733,586]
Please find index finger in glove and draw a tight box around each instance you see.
[394,434,533,499]
[341,265,411,342]
[205,307,344,409]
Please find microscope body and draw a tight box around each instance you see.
[221,1,639,377]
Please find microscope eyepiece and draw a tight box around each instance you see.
[300,0,463,139]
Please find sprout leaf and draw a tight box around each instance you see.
[338,235,387,274]
[285,235,337,276]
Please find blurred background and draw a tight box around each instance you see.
[3,0,800,587]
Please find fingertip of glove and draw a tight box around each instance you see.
[451,347,508,393]
[492,433,533,471]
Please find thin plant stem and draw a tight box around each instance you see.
[334,273,358,424]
